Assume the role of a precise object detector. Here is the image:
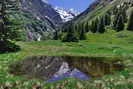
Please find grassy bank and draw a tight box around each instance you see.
[0,30,133,89]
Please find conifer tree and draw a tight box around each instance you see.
[127,9,133,31]
[122,8,127,23]
[53,30,58,40]
[79,23,86,40]
[62,24,78,42]
[91,19,98,33]
[74,24,80,33]
[113,6,127,31]
[74,24,78,32]
[104,13,111,26]
[0,0,20,53]
[84,22,89,32]
[116,15,124,32]
[97,17,105,33]
[113,13,120,29]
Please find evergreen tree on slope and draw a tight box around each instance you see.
[0,0,20,53]
[127,9,133,31]
[116,15,124,32]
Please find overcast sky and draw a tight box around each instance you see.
[48,0,94,12]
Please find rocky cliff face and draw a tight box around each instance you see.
[21,0,62,25]
[20,0,63,41]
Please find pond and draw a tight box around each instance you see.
[9,56,124,82]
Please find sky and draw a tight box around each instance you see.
[48,0,94,12]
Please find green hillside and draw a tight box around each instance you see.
[61,0,133,42]
[73,0,132,24]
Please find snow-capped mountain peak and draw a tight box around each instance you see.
[54,7,79,22]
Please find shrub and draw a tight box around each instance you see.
[0,40,20,53]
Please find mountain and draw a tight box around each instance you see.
[60,0,133,42]
[63,0,133,29]
[21,0,62,25]
[70,0,133,23]
[20,0,63,41]
[54,7,79,22]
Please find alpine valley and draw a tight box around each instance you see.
[19,0,78,41]
[0,0,133,89]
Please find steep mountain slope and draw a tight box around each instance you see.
[60,0,133,42]
[20,0,63,41]
[66,0,133,26]
[21,0,62,25]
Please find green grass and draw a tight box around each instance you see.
[0,30,133,89]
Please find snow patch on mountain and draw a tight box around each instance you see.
[42,0,48,3]
[54,7,79,22]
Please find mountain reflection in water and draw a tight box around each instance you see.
[47,62,90,82]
